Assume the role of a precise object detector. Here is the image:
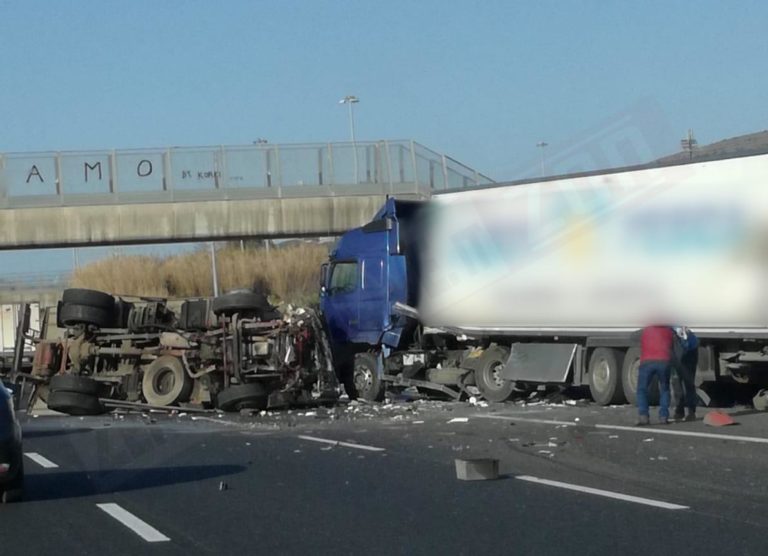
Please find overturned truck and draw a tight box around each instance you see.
[30,288,338,415]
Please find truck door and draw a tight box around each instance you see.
[358,257,388,335]
[323,260,360,344]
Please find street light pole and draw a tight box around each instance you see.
[339,95,360,183]
[536,141,549,177]
[209,241,219,297]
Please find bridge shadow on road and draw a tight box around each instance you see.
[23,465,246,501]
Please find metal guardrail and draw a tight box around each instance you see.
[0,140,493,209]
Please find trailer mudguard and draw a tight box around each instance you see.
[502,343,577,383]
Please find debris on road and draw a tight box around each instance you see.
[703,411,736,427]
[752,389,768,411]
[447,417,469,424]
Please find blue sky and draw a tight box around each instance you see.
[1,0,767,273]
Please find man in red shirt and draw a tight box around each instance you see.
[637,325,675,425]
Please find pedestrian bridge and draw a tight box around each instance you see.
[0,140,492,249]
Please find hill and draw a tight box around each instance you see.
[656,129,768,164]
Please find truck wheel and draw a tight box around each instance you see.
[353,353,384,402]
[216,383,269,412]
[621,348,660,405]
[47,390,105,416]
[474,347,515,403]
[49,374,101,396]
[62,288,115,310]
[621,348,641,404]
[212,292,274,317]
[588,348,626,405]
[142,356,193,407]
[59,304,113,328]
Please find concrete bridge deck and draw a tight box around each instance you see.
[0,140,492,249]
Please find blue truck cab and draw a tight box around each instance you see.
[319,198,424,398]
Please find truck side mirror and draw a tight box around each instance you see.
[320,263,329,288]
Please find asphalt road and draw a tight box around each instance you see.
[3,399,768,555]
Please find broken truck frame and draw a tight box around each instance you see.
[19,289,339,415]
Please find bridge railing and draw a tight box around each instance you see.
[0,140,493,209]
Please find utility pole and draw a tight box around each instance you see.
[339,95,360,183]
[680,129,698,161]
[536,141,549,177]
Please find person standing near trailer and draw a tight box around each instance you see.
[673,326,699,422]
[636,325,676,426]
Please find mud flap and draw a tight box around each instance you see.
[501,343,577,383]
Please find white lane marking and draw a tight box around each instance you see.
[477,415,575,427]
[24,452,59,469]
[476,414,768,445]
[593,423,768,444]
[516,475,689,510]
[97,503,170,543]
[297,435,386,452]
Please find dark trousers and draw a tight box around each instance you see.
[674,351,698,415]
[637,361,671,418]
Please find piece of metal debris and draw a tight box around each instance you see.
[447,417,469,424]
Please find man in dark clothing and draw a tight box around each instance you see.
[673,326,699,421]
[636,325,675,425]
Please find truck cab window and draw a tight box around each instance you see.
[329,262,357,294]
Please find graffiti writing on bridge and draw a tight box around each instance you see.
[24,160,157,184]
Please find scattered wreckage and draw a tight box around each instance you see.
[24,288,338,416]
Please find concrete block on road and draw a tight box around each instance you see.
[455,458,499,481]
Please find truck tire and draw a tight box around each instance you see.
[474,347,515,403]
[49,374,101,396]
[588,348,626,405]
[142,356,193,407]
[353,353,385,402]
[212,292,274,317]
[47,390,105,416]
[216,383,269,412]
[62,288,115,311]
[621,348,660,406]
[621,348,641,404]
[59,303,113,328]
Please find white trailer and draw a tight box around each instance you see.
[325,152,768,406]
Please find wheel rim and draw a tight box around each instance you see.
[593,358,611,392]
[153,367,176,396]
[354,365,373,394]
[483,360,506,391]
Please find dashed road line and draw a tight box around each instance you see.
[97,503,171,543]
[516,475,689,510]
[475,414,768,444]
[24,452,59,469]
[298,435,386,452]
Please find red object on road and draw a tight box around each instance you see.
[703,411,736,427]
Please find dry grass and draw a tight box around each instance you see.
[70,243,329,306]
